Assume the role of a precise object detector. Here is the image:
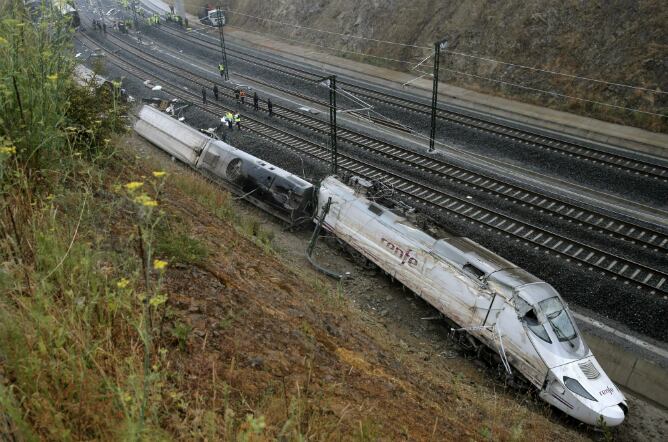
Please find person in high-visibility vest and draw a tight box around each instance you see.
[225,112,234,129]
[234,114,241,130]
[218,63,225,77]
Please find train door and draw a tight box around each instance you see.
[471,291,506,328]
[421,258,478,327]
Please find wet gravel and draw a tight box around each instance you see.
[89,26,668,268]
[76,21,668,342]
[141,22,668,209]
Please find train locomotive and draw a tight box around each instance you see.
[316,176,628,427]
[134,105,314,224]
[134,105,627,427]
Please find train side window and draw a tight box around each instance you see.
[367,203,383,216]
[516,296,552,343]
[463,263,485,281]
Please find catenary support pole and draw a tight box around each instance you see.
[429,38,447,152]
[217,6,229,81]
[314,75,338,174]
[330,75,338,175]
[131,0,139,30]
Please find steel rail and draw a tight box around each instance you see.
[76,30,668,295]
[156,23,668,182]
[97,30,668,258]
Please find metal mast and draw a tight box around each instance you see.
[429,38,448,152]
[217,5,229,81]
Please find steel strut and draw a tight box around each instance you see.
[306,197,348,279]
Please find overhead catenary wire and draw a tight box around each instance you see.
[191,24,425,66]
[226,26,666,118]
[437,67,668,118]
[190,18,665,118]
[220,8,665,95]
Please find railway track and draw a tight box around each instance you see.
[97,31,668,254]
[156,22,668,183]
[77,29,668,295]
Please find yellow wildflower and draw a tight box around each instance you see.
[124,181,144,191]
[152,171,167,178]
[47,73,58,81]
[116,278,130,289]
[153,259,168,271]
[133,194,158,207]
[0,146,16,155]
[149,293,168,307]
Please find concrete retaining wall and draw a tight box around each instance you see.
[584,332,668,408]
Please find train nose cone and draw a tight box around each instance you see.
[600,404,625,427]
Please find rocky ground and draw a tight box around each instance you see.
[185,0,667,132]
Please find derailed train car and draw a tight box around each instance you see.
[134,105,314,224]
[24,0,81,28]
[317,176,628,427]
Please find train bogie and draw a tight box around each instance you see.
[317,176,627,427]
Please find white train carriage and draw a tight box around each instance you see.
[317,176,628,427]
[134,105,314,224]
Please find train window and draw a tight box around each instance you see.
[525,310,552,343]
[463,263,485,280]
[367,203,383,216]
[539,297,577,343]
[515,296,551,343]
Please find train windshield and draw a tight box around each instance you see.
[516,288,587,359]
[538,297,577,342]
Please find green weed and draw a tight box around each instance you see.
[171,322,192,351]
[155,223,209,265]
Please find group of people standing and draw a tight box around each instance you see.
[146,14,161,26]
[201,80,275,133]
[91,19,107,34]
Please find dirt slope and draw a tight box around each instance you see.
[189,0,667,131]
[126,134,593,440]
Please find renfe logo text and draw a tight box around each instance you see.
[599,386,614,397]
[381,238,418,267]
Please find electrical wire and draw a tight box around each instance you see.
[228,26,666,118]
[437,67,667,117]
[442,49,667,95]
[220,8,429,49]
[191,16,665,117]
[220,8,665,94]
